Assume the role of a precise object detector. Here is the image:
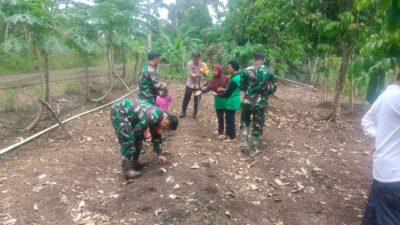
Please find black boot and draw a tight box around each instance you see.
[122,158,141,179]
[179,112,186,118]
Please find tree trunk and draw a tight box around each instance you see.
[329,43,352,121]
[323,76,327,102]
[122,47,127,78]
[44,52,50,103]
[65,0,71,9]
[348,73,354,115]
[322,55,328,102]
[4,22,9,39]
[133,53,140,83]
[311,57,318,85]
[90,43,113,102]
[85,53,90,101]
[147,0,152,50]
[24,48,45,131]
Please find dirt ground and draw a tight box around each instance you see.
[0,83,373,225]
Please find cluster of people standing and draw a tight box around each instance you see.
[107,47,400,224]
[180,51,277,156]
[109,50,277,179]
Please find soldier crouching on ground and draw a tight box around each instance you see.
[110,98,179,179]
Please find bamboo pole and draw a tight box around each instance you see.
[0,88,138,156]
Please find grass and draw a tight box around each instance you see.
[64,80,82,95]
[1,88,18,112]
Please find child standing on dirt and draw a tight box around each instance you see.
[155,88,172,112]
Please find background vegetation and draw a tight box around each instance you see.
[1,0,400,120]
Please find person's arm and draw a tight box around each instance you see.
[148,70,162,93]
[150,126,163,155]
[218,81,238,98]
[187,62,199,78]
[240,70,250,91]
[361,105,377,138]
[201,86,212,93]
[266,69,277,95]
[166,95,172,103]
[132,118,148,147]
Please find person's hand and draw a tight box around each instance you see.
[158,155,168,165]
[210,91,218,96]
[217,87,226,92]
[199,67,205,73]
[160,82,168,88]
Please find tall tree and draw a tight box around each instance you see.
[64,2,101,101]
[1,0,66,130]
[90,0,143,102]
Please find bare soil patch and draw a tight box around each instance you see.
[0,83,372,225]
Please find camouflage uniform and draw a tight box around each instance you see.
[110,98,164,160]
[240,61,277,153]
[138,63,162,105]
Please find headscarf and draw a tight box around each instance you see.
[208,64,229,93]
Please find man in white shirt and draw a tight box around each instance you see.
[361,74,400,225]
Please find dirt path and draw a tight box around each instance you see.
[0,84,372,225]
[0,65,123,89]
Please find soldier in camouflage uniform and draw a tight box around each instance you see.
[138,51,166,105]
[110,98,179,179]
[240,51,277,156]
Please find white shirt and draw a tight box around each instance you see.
[361,84,400,182]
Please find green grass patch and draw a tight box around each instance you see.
[64,80,82,95]
[1,88,18,112]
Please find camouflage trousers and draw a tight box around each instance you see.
[240,103,267,138]
[110,104,140,159]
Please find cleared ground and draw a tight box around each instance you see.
[0,83,372,225]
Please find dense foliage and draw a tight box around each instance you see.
[1,0,400,118]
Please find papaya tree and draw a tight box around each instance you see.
[1,0,66,130]
[64,2,101,101]
[90,0,143,102]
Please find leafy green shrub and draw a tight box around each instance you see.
[64,80,81,95]
[1,88,18,112]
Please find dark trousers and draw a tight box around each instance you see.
[181,86,199,116]
[225,109,236,139]
[240,103,266,138]
[362,179,400,225]
[216,109,225,135]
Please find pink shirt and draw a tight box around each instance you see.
[155,95,172,112]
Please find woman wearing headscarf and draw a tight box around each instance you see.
[199,64,229,138]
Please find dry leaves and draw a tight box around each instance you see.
[191,163,200,169]
[168,194,179,199]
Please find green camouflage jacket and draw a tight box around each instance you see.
[138,63,161,105]
[240,61,277,107]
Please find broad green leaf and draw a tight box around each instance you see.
[1,38,28,53]
[378,0,392,10]
[381,57,393,70]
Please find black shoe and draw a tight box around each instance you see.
[179,112,186,118]
[193,112,198,119]
[122,158,142,179]
[132,160,147,171]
